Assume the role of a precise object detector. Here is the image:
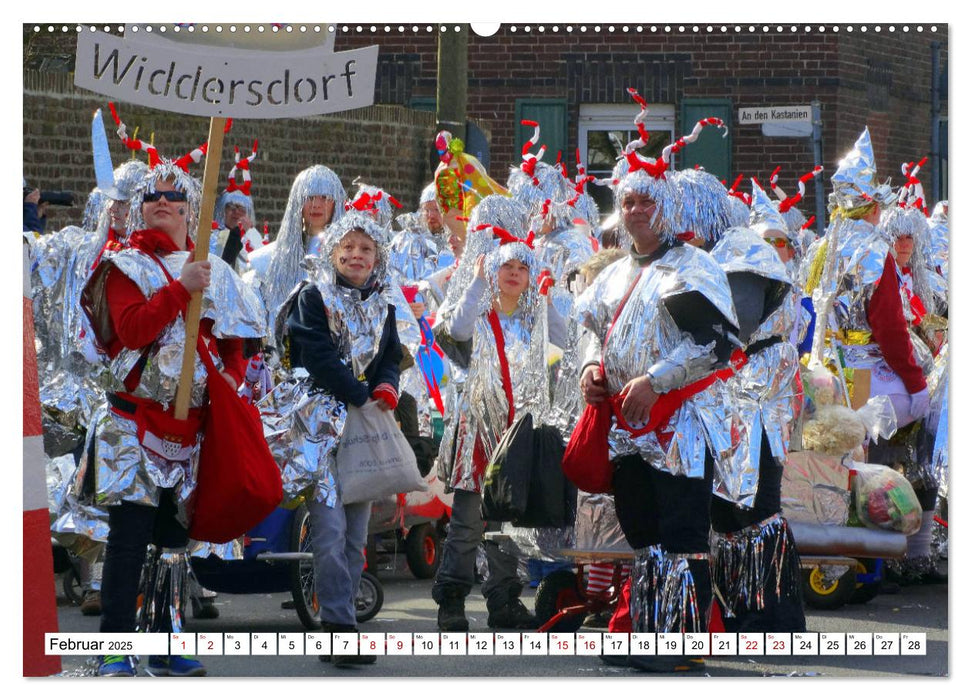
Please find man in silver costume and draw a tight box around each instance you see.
[574,122,740,671]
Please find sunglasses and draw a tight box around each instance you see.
[765,237,792,249]
[143,190,188,203]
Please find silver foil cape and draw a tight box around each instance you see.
[574,248,738,485]
[82,250,265,511]
[926,343,949,498]
[87,249,266,406]
[33,224,114,431]
[709,228,797,507]
[440,255,550,494]
[251,165,347,335]
[262,220,405,508]
[812,217,890,334]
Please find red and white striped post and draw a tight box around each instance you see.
[22,240,61,676]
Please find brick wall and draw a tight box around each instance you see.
[24,23,948,233]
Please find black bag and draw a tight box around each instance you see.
[432,324,473,371]
[514,424,575,528]
[480,413,534,522]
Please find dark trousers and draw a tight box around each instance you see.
[612,451,714,553]
[99,492,188,634]
[612,450,714,631]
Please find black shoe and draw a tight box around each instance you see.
[437,595,469,632]
[487,599,537,630]
[318,622,376,667]
[627,655,705,673]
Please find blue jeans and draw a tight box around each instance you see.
[308,496,371,627]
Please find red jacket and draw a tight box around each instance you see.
[104,228,246,392]
[866,252,926,394]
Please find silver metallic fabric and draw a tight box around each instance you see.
[136,547,189,634]
[573,491,630,553]
[812,217,891,335]
[253,165,346,335]
[710,513,802,619]
[574,247,738,481]
[749,179,791,238]
[442,248,551,493]
[387,213,444,284]
[262,218,403,508]
[829,127,895,211]
[709,228,798,506]
[87,248,266,408]
[671,168,737,244]
[630,546,705,633]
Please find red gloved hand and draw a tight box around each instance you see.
[371,383,399,411]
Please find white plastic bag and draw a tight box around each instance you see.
[335,400,428,504]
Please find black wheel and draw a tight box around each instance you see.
[62,566,83,606]
[802,565,857,610]
[849,559,881,605]
[405,523,441,579]
[355,571,384,623]
[534,569,585,632]
[288,504,320,630]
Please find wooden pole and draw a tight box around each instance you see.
[174,116,227,420]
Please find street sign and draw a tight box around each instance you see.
[75,29,378,119]
[738,105,812,124]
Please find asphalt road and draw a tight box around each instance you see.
[50,553,948,680]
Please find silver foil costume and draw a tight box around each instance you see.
[82,248,266,513]
[437,241,553,494]
[574,246,739,486]
[259,213,399,509]
[709,227,798,508]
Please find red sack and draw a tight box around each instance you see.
[561,399,615,494]
[189,338,283,543]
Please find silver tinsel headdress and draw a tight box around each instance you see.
[214,140,259,227]
[347,180,402,230]
[830,127,896,213]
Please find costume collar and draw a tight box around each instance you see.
[128,228,195,255]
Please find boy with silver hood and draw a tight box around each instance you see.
[270,211,403,668]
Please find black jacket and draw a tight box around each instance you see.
[286,281,403,407]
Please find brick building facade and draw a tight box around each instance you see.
[24,23,947,235]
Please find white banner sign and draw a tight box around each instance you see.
[738,105,812,125]
[75,30,378,119]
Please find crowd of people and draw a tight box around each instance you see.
[28,94,948,677]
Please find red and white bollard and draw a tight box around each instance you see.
[22,241,61,676]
